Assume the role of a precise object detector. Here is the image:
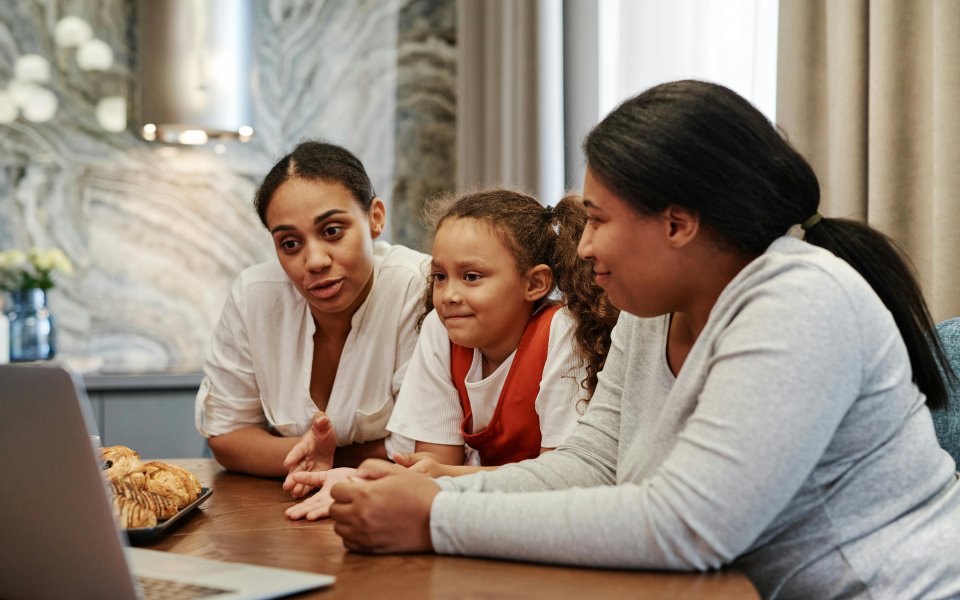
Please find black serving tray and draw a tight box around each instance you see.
[125,487,212,545]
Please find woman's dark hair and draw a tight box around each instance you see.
[253,140,376,227]
[583,79,955,410]
[420,190,619,399]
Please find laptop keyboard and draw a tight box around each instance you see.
[138,575,234,599]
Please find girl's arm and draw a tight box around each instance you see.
[399,445,558,478]
[385,313,474,456]
[394,441,467,477]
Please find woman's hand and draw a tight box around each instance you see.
[327,459,440,553]
[282,412,338,498]
[285,467,358,521]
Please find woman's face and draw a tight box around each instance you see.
[578,167,679,317]
[265,177,384,322]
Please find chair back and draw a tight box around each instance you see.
[931,317,960,465]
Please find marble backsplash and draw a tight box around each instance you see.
[0,0,455,372]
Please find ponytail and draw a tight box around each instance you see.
[805,218,956,410]
[550,195,620,397]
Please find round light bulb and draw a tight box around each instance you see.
[0,91,18,124]
[14,54,51,83]
[7,81,39,108]
[54,16,93,48]
[77,38,114,71]
[96,96,127,132]
[21,87,58,123]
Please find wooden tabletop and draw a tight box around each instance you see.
[149,459,758,599]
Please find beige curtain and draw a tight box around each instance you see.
[777,0,960,321]
[456,0,563,200]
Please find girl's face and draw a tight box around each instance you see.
[265,177,384,322]
[578,167,679,317]
[431,218,539,363]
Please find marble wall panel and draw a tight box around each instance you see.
[392,0,456,251]
[0,0,456,372]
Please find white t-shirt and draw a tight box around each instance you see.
[195,241,428,458]
[386,306,587,461]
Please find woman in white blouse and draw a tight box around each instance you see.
[195,141,428,482]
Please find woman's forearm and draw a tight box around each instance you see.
[208,427,299,477]
[210,428,389,474]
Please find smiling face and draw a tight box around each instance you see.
[265,177,384,323]
[430,217,545,367]
[578,167,680,317]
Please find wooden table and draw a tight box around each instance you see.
[150,459,758,599]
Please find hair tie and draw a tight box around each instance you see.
[543,204,554,216]
[800,212,823,231]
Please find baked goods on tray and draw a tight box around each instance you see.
[99,445,203,529]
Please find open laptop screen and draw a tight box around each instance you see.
[0,364,335,599]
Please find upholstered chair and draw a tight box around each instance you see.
[931,318,960,465]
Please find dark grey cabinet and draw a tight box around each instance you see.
[83,372,209,459]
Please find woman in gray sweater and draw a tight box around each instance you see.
[295,80,960,599]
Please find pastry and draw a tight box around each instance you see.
[100,445,143,480]
[99,445,204,529]
[111,494,158,529]
[142,461,192,508]
[112,476,180,520]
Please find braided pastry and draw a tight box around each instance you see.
[161,462,202,501]
[112,476,180,520]
[142,461,193,508]
[111,495,158,529]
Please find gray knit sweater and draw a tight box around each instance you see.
[429,236,960,599]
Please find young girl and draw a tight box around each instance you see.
[195,141,426,489]
[386,190,617,476]
[311,81,960,598]
[284,190,616,521]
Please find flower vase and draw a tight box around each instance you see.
[7,288,57,362]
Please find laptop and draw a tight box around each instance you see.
[0,363,335,599]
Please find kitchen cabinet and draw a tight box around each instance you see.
[83,372,210,459]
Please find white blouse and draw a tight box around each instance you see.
[386,307,587,458]
[195,241,428,458]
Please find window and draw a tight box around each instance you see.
[564,0,779,189]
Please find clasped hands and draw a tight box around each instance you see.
[281,412,439,553]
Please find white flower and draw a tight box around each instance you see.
[0,246,73,291]
[0,249,27,269]
[48,248,74,275]
[28,247,73,273]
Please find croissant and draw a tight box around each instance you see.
[100,445,143,480]
[142,462,193,508]
[161,462,202,501]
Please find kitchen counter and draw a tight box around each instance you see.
[82,371,204,392]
